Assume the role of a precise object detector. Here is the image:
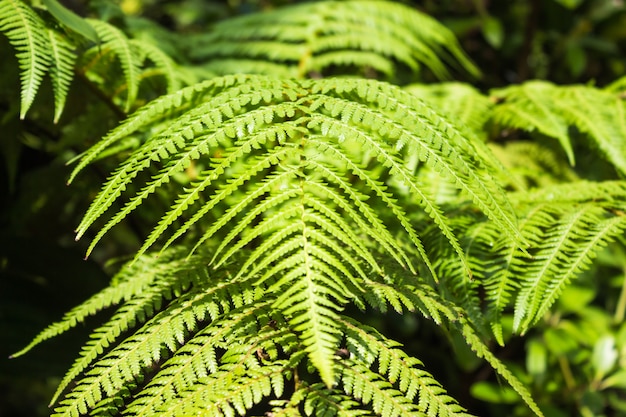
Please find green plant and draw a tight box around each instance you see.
[2,1,626,416]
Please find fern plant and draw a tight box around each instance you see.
[185,0,479,80]
[0,0,190,122]
[0,0,76,122]
[5,1,626,416]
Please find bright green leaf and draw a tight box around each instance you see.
[42,0,98,42]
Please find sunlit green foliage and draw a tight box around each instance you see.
[2,1,626,416]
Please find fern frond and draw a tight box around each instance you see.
[474,218,523,346]
[66,76,254,183]
[67,75,525,390]
[87,19,142,112]
[50,252,210,405]
[46,28,76,122]
[73,77,302,246]
[509,186,626,334]
[490,81,574,165]
[457,320,544,417]
[491,81,626,174]
[340,316,472,417]
[0,0,190,122]
[163,147,301,259]
[267,242,346,386]
[359,270,543,416]
[74,75,519,284]
[339,362,424,417]
[124,307,296,416]
[426,218,490,336]
[159,356,294,417]
[477,181,626,341]
[9,1,605,416]
[188,0,478,80]
[396,285,544,417]
[0,0,54,118]
[552,85,626,175]
[52,278,266,416]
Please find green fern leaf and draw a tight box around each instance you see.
[67,75,523,390]
[88,19,142,112]
[339,362,425,417]
[509,183,626,334]
[458,320,544,417]
[0,0,53,119]
[491,81,626,175]
[124,306,294,416]
[50,252,209,406]
[46,28,76,122]
[73,75,520,286]
[341,317,472,417]
[477,181,626,342]
[556,85,626,175]
[369,275,544,416]
[130,38,183,94]
[52,281,265,416]
[10,249,194,359]
[188,0,479,80]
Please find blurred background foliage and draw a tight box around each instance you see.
[1,0,625,416]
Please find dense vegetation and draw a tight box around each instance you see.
[1,1,625,416]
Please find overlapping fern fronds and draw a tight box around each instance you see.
[0,0,189,122]
[404,79,626,180]
[401,82,626,346]
[10,1,626,416]
[0,0,76,121]
[83,19,187,113]
[491,81,626,175]
[187,0,479,80]
[14,242,544,417]
[13,73,551,416]
[70,74,520,278]
[424,180,626,345]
